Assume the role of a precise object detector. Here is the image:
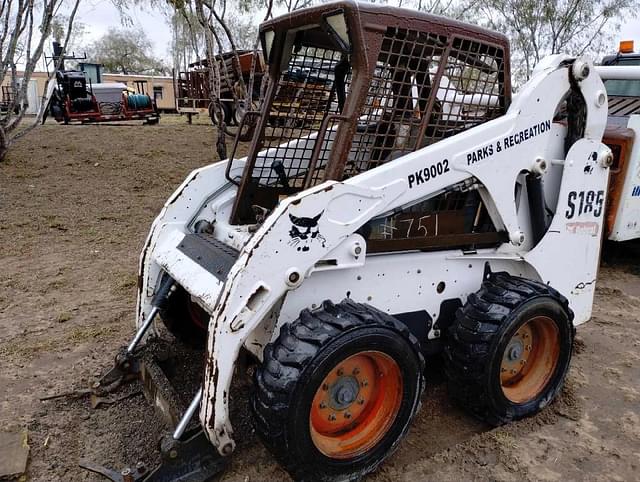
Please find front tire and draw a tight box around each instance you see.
[159,286,208,346]
[445,272,574,425]
[252,299,424,481]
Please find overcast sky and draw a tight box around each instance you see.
[75,0,640,63]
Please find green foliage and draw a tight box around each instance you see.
[215,14,258,51]
[51,16,86,56]
[88,28,169,75]
[474,0,640,85]
[170,7,206,70]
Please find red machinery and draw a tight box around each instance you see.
[47,42,159,125]
[174,50,264,125]
[49,72,159,125]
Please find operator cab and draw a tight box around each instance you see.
[227,0,511,254]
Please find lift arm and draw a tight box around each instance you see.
[198,56,611,454]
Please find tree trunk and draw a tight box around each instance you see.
[247,0,274,107]
[0,125,8,162]
[0,0,80,159]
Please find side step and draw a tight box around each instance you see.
[176,233,240,281]
[152,231,239,312]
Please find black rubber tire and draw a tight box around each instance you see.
[233,100,258,125]
[233,105,244,126]
[252,299,425,482]
[159,286,207,347]
[209,102,232,126]
[444,271,574,425]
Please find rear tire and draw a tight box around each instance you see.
[252,299,424,481]
[445,272,574,425]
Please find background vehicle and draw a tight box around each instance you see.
[47,42,159,125]
[174,50,264,125]
[598,41,640,241]
[85,3,640,481]
[0,85,22,115]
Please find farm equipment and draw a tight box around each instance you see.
[0,86,21,116]
[86,2,640,481]
[174,50,264,125]
[47,43,159,125]
[598,41,640,241]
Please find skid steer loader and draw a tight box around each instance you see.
[84,2,640,481]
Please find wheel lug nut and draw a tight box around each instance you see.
[322,383,329,391]
[358,399,364,405]
[328,414,336,421]
[319,401,326,409]
[344,412,351,419]
[511,369,517,374]
[353,368,360,375]
[337,368,344,376]
[361,380,368,387]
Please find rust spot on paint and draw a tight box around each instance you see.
[168,172,199,206]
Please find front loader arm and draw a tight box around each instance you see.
[200,56,611,454]
[200,180,408,453]
[349,55,608,246]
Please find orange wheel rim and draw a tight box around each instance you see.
[309,351,402,459]
[500,315,560,403]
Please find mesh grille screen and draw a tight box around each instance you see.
[424,37,505,145]
[344,29,447,178]
[242,28,506,193]
[344,29,505,179]
[253,45,348,188]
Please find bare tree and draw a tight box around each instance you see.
[474,0,640,85]
[247,0,273,108]
[408,0,482,19]
[51,14,86,57]
[0,0,81,161]
[282,0,314,12]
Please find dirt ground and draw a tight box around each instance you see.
[1,120,639,482]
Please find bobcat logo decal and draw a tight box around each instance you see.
[288,211,326,252]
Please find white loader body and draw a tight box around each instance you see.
[135,55,613,454]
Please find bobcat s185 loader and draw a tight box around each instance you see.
[84,2,640,481]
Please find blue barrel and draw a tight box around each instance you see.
[128,94,151,110]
